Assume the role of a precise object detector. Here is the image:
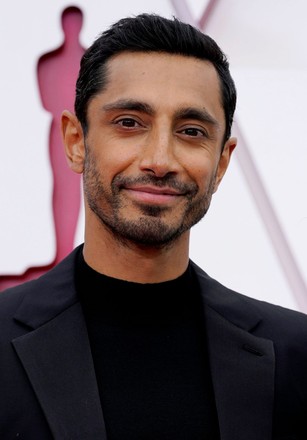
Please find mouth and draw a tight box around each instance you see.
[123,185,184,205]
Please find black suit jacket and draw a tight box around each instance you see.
[1,244,307,439]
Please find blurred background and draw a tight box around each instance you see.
[1,0,307,312]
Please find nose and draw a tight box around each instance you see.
[139,126,179,177]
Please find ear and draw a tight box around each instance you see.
[61,110,85,174]
[213,136,237,193]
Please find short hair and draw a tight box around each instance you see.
[75,13,237,142]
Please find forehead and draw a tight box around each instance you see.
[93,51,225,125]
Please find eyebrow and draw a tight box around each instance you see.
[102,99,154,115]
[174,107,220,130]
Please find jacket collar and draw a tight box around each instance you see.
[192,261,275,440]
[13,302,107,439]
[13,245,107,439]
[14,246,82,329]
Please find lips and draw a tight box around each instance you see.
[127,185,182,196]
[123,185,183,204]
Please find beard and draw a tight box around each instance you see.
[83,147,216,248]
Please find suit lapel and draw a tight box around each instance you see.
[13,303,107,440]
[191,261,275,439]
[204,305,275,440]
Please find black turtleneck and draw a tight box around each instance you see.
[75,248,220,439]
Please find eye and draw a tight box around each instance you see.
[180,127,207,138]
[115,118,140,128]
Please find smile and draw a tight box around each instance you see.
[123,186,183,205]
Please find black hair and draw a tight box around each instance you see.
[75,13,236,142]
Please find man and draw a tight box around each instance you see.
[0,13,307,440]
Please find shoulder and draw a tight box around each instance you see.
[190,259,307,338]
[0,281,33,316]
[0,246,82,332]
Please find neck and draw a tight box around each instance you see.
[82,223,190,284]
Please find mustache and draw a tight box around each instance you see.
[113,174,198,196]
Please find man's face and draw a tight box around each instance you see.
[82,51,235,247]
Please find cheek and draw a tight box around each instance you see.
[185,157,217,190]
[95,145,138,182]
